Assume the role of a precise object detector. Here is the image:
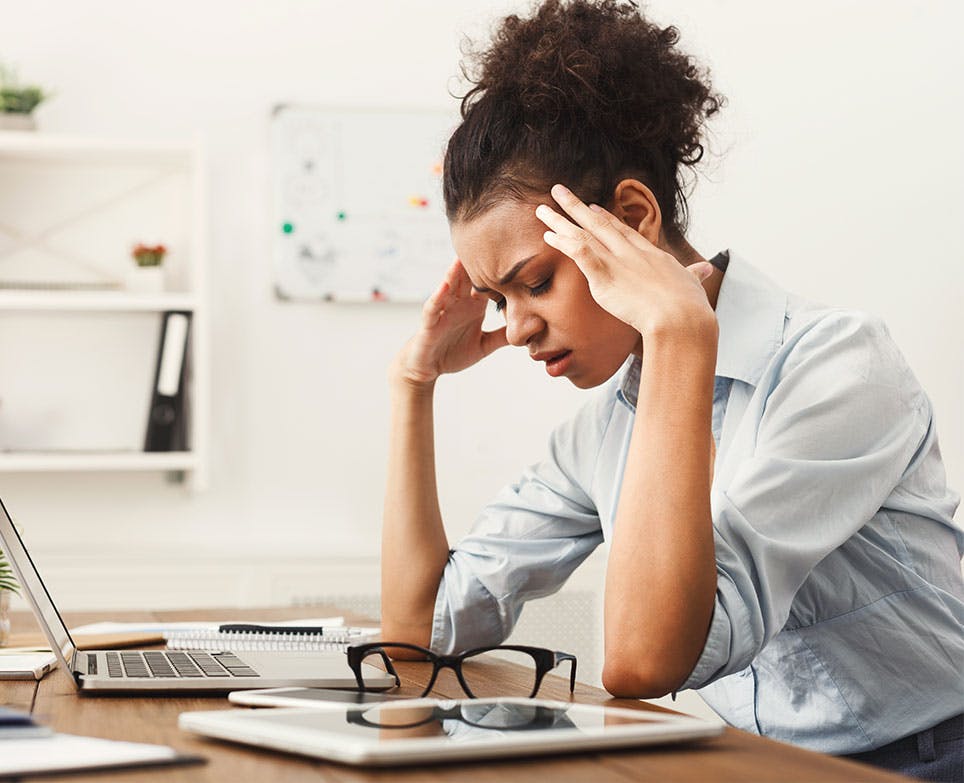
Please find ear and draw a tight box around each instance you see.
[611,179,662,245]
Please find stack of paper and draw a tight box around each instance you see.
[0,706,203,776]
[0,734,203,776]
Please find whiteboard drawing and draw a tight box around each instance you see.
[272,105,458,303]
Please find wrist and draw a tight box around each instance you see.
[640,310,719,352]
[388,368,437,398]
[388,347,439,394]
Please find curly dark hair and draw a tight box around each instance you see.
[443,0,724,239]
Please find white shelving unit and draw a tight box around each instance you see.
[0,291,198,311]
[0,132,209,490]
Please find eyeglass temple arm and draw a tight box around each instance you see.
[555,652,577,692]
[372,649,401,689]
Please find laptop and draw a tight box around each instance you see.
[0,496,395,693]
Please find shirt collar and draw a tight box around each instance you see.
[617,251,789,409]
[713,250,789,386]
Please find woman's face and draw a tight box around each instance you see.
[451,198,642,389]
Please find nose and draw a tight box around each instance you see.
[504,302,544,347]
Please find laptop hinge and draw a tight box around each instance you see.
[71,652,87,684]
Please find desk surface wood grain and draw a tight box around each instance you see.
[3,607,909,782]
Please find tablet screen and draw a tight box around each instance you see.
[180,697,724,765]
[249,698,694,744]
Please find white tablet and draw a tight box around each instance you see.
[228,687,409,709]
[179,697,724,767]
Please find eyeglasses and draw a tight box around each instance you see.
[346,642,577,699]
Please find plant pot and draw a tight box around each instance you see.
[0,590,10,647]
[126,265,166,294]
[0,113,37,131]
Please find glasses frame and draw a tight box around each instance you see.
[346,641,577,699]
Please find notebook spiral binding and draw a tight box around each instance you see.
[164,628,379,652]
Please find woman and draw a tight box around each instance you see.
[380,1,963,779]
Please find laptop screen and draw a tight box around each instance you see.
[0,497,77,672]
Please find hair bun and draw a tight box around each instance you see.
[446,0,724,231]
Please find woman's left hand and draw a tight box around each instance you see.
[536,184,717,342]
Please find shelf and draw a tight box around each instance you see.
[0,131,209,492]
[0,451,198,472]
[0,131,196,163]
[0,291,197,312]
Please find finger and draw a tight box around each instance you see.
[422,279,450,327]
[687,261,715,283]
[445,259,470,298]
[547,183,636,254]
[586,203,656,252]
[480,326,509,357]
[536,204,614,277]
[535,202,618,260]
[542,227,611,281]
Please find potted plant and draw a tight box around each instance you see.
[128,243,167,293]
[0,63,48,131]
[0,546,19,647]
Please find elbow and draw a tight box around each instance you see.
[601,655,686,700]
[378,619,433,654]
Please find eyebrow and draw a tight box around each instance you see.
[470,255,537,294]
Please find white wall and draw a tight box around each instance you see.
[1,0,961,698]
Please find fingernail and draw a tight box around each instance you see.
[552,184,570,196]
[588,204,602,212]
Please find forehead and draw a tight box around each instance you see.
[449,198,547,282]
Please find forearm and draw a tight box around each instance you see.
[380,377,451,645]
[603,327,718,697]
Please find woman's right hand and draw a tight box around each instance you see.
[390,259,509,388]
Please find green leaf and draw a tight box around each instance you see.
[0,86,46,114]
[0,548,19,595]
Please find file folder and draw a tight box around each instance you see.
[144,311,191,452]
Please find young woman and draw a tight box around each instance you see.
[380,2,963,779]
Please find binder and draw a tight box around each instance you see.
[144,311,191,452]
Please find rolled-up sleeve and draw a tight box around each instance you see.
[683,313,929,689]
[431,393,610,654]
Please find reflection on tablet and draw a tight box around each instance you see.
[347,702,577,740]
[179,697,726,766]
[263,699,651,744]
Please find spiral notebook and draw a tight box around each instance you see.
[165,624,380,652]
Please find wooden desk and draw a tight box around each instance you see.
[2,607,909,782]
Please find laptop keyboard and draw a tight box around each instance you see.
[102,651,260,679]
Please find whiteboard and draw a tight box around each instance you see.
[271,105,458,303]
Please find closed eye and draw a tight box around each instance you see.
[529,276,552,297]
[493,276,553,313]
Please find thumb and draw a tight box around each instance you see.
[481,326,509,357]
[687,261,715,283]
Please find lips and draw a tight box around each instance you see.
[531,349,573,378]
[530,349,570,363]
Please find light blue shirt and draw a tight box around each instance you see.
[430,252,964,755]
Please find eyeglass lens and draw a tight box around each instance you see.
[458,649,541,698]
[353,644,429,691]
[353,645,544,698]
